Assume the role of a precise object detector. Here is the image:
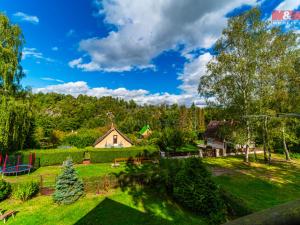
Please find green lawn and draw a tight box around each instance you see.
[0,189,205,225]
[4,163,125,184]
[1,153,300,224]
[203,154,300,211]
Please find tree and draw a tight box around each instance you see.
[199,8,300,162]
[53,158,84,205]
[0,13,25,95]
[0,13,34,151]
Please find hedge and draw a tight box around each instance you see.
[86,146,159,163]
[17,146,158,166]
[18,148,85,167]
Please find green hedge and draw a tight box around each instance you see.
[17,146,158,166]
[86,146,158,163]
[18,148,85,167]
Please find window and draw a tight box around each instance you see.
[113,135,118,144]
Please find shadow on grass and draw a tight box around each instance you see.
[74,197,172,225]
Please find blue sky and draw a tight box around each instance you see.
[0,0,298,105]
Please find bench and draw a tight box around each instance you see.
[0,210,16,223]
[111,157,152,167]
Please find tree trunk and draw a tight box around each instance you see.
[282,124,291,161]
[244,120,250,163]
[263,117,268,162]
[265,117,271,164]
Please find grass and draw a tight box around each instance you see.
[0,189,205,225]
[4,163,125,185]
[203,153,300,211]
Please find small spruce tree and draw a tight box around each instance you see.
[53,157,84,204]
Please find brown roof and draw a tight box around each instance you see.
[93,125,133,146]
[204,120,235,141]
[204,121,224,140]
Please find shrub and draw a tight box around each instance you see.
[0,180,11,201]
[53,157,84,205]
[156,128,185,152]
[173,158,226,224]
[13,181,39,201]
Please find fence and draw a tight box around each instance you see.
[39,174,119,196]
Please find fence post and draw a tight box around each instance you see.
[40,175,43,194]
[199,149,203,158]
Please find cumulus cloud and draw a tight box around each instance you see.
[51,47,59,51]
[178,53,212,95]
[69,0,257,72]
[13,12,39,24]
[33,81,205,106]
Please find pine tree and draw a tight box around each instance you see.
[53,157,84,204]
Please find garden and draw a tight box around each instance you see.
[1,153,300,224]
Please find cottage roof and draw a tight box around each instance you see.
[93,124,133,146]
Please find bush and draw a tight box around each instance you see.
[87,146,158,163]
[173,158,226,224]
[62,129,102,148]
[156,128,185,152]
[13,181,39,201]
[0,180,11,201]
[53,158,84,205]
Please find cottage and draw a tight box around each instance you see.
[139,125,152,138]
[93,124,133,148]
[204,120,255,151]
[204,121,227,150]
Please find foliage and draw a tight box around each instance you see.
[62,129,101,148]
[199,8,300,161]
[53,157,84,205]
[173,158,226,224]
[0,13,25,94]
[156,128,186,152]
[0,96,34,151]
[117,158,226,224]
[13,181,39,201]
[0,179,11,201]
[0,13,34,152]
[31,93,206,148]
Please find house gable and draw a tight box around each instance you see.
[94,126,133,148]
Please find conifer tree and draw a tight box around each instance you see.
[53,157,84,204]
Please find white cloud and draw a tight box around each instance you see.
[22,47,53,62]
[13,12,39,24]
[33,81,205,106]
[70,0,257,72]
[276,0,300,10]
[41,77,64,83]
[52,47,59,51]
[178,52,212,95]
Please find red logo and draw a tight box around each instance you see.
[272,10,300,20]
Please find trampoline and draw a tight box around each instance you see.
[0,153,35,177]
[0,164,33,176]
